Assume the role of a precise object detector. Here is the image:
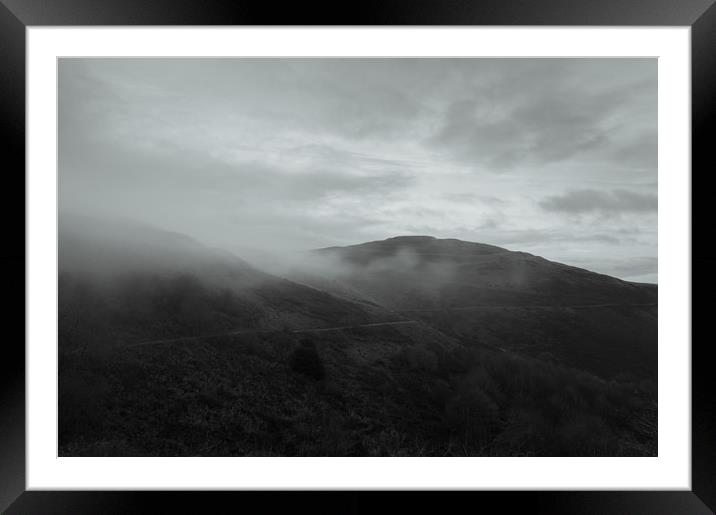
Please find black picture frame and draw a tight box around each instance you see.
[1,1,713,513]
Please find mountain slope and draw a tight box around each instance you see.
[59,214,405,348]
[308,236,658,380]
[315,235,656,308]
[58,224,657,457]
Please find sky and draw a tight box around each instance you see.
[58,58,657,283]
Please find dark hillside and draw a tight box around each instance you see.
[58,222,657,456]
[60,322,655,457]
[310,236,657,380]
[59,216,399,350]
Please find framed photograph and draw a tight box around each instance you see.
[2,1,713,513]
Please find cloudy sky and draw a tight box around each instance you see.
[59,58,657,282]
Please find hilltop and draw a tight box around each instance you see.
[303,235,658,380]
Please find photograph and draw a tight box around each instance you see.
[57,57,658,458]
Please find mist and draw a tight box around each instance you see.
[59,58,657,282]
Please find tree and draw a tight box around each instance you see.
[290,339,326,381]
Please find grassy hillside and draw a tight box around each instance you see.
[58,221,657,456]
[317,236,656,308]
[402,304,657,379]
[60,324,655,457]
[311,236,658,380]
[59,215,397,351]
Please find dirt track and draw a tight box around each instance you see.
[126,319,419,347]
[397,303,657,313]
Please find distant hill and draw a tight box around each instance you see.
[58,214,403,347]
[308,236,657,380]
[316,235,656,308]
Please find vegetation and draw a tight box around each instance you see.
[57,229,657,457]
[59,305,656,457]
[289,339,326,381]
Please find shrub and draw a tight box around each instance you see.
[290,339,326,381]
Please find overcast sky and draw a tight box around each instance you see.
[59,58,657,283]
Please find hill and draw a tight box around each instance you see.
[58,222,657,457]
[59,214,404,348]
[306,236,658,380]
[315,235,656,308]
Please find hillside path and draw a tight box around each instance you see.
[397,302,657,313]
[125,319,419,348]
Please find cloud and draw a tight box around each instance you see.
[427,59,656,173]
[539,189,657,215]
[58,58,657,282]
[482,228,623,247]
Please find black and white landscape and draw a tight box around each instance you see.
[58,58,657,457]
